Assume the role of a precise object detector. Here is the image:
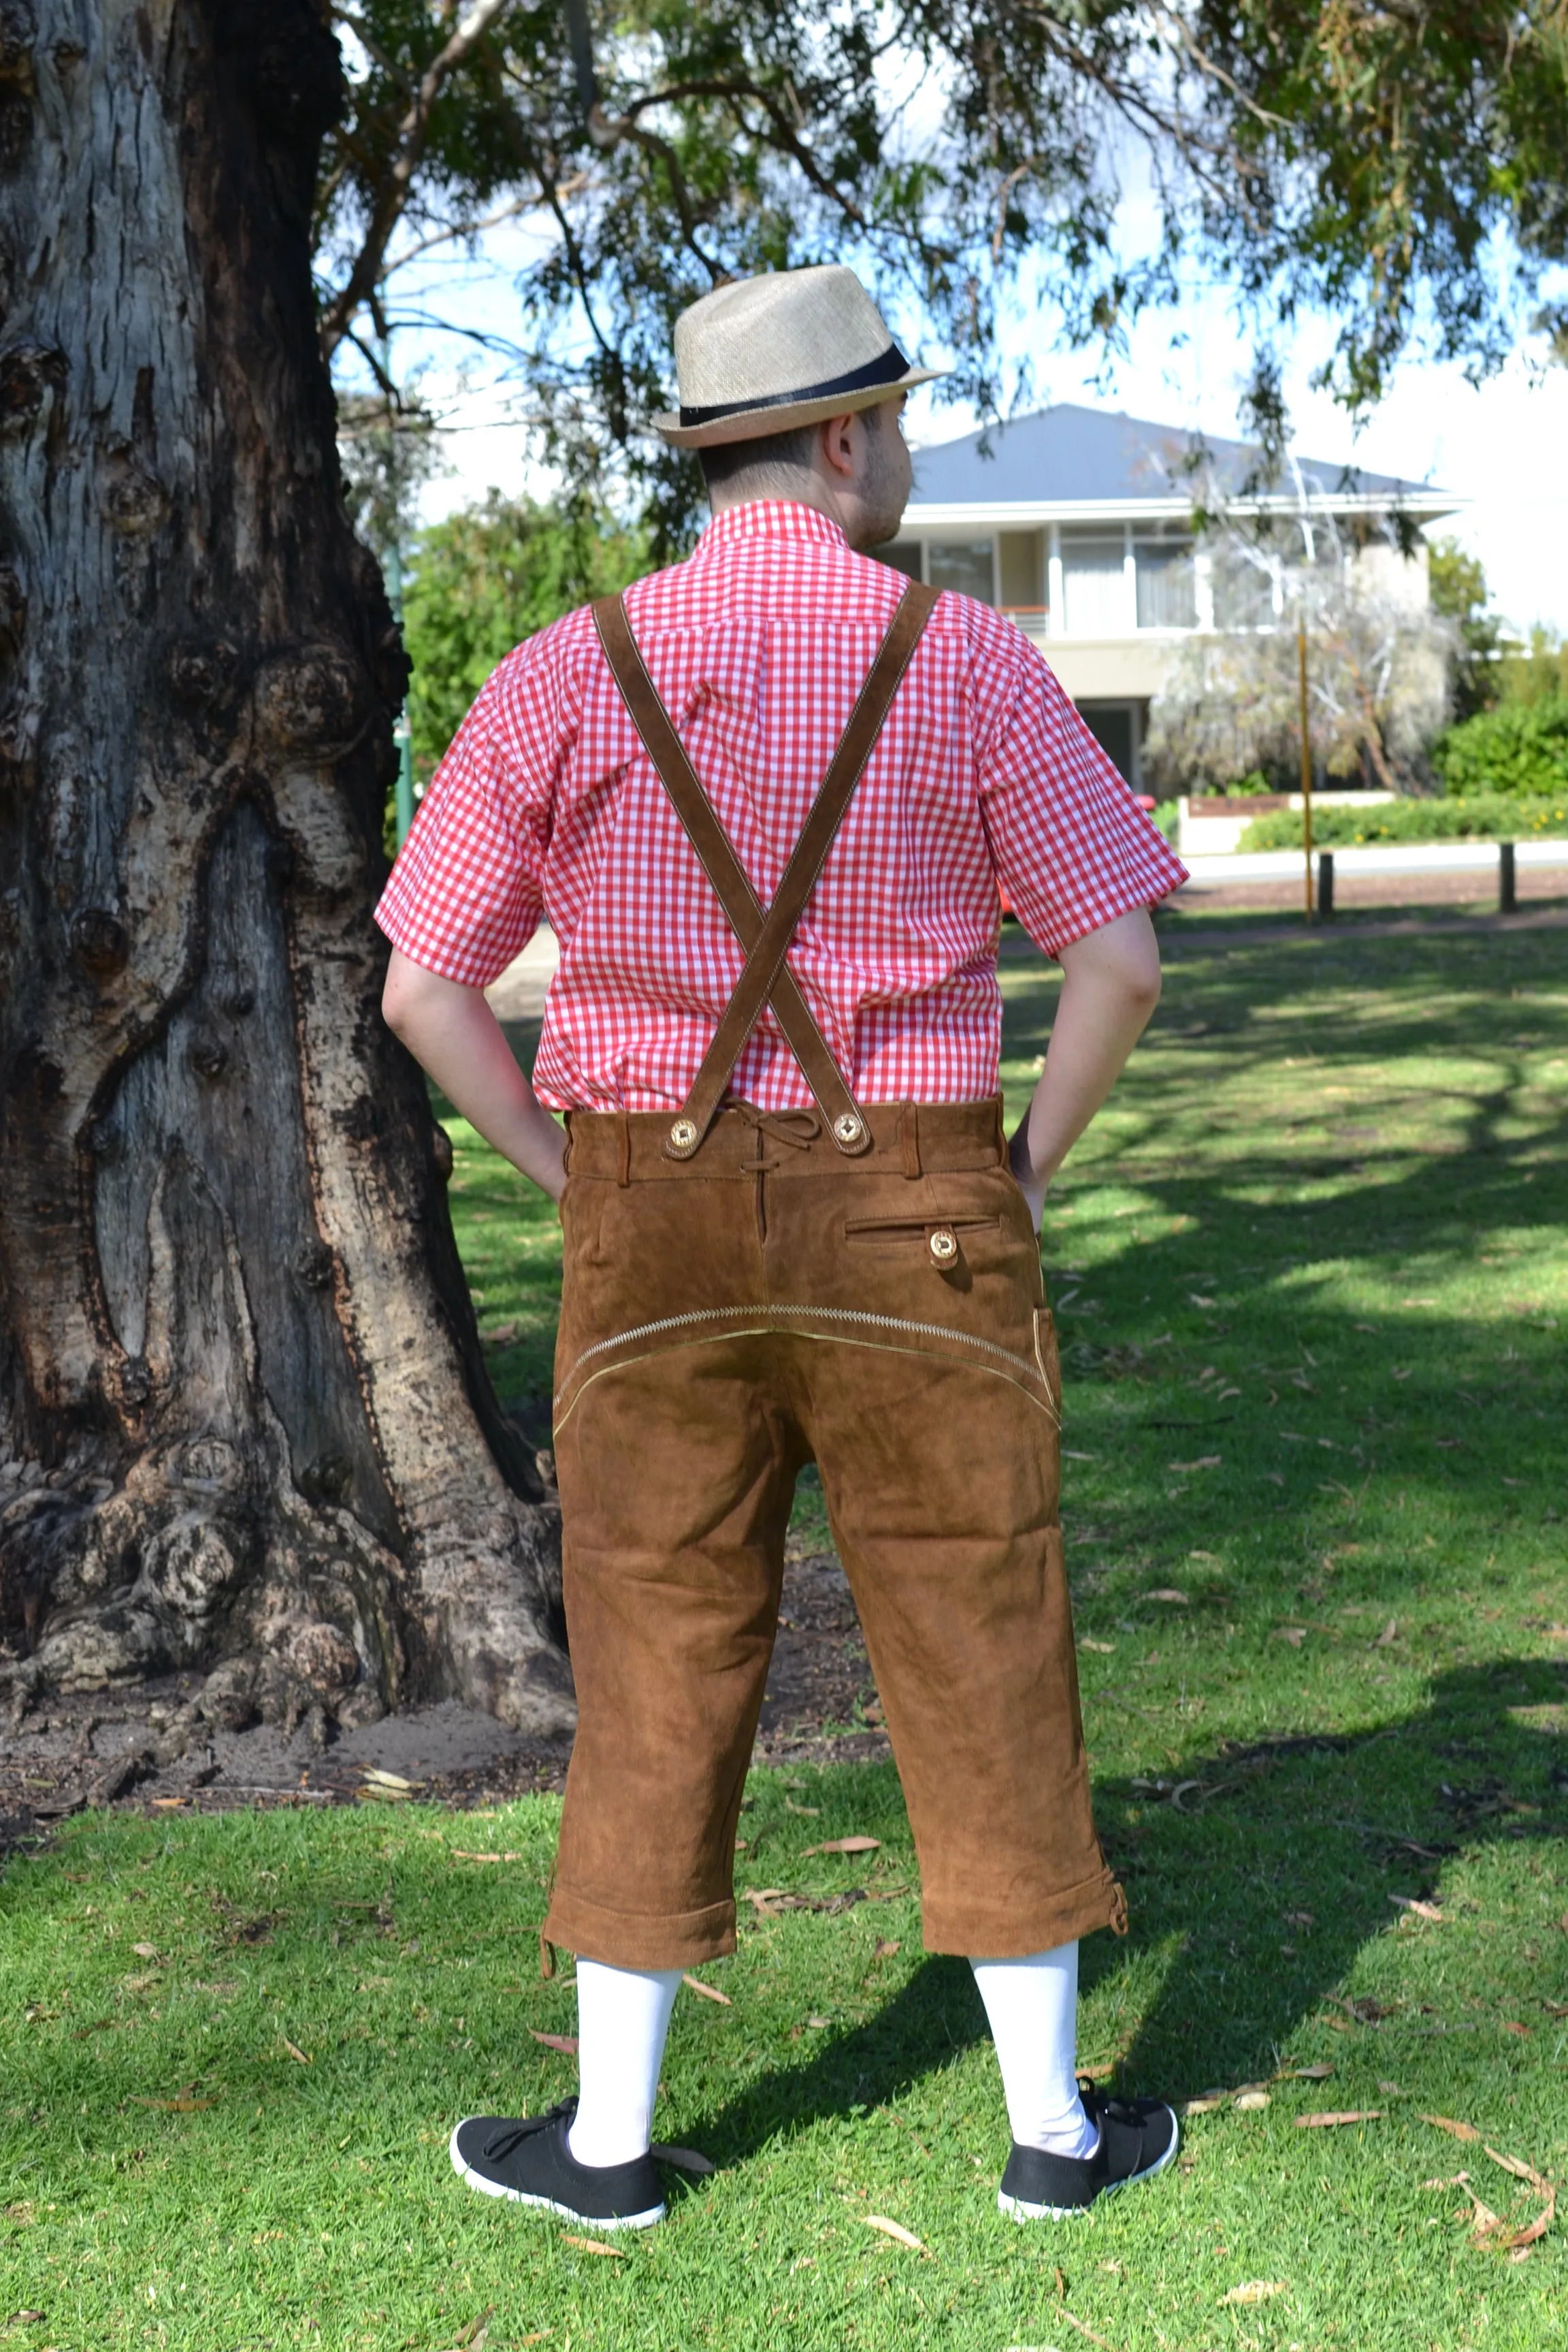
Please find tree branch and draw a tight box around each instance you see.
[320,0,519,359]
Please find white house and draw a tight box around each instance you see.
[879,405,1457,789]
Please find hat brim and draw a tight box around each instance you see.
[651,364,947,449]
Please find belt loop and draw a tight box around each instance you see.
[617,1110,632,1188]
[900,1099,921,1180]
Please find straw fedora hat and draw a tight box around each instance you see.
[652,265,946,449]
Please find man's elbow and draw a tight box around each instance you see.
[1128,953,1162,1018]
[381,950,427,1041]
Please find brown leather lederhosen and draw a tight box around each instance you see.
[540,586,1126,1972]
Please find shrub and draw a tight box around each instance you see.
[1237,794,1568,852]
[1432,696,1568,797]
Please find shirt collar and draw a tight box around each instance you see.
[696,500,850,555]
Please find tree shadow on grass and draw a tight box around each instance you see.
[1088,1652,1568,2101]
[685,1655,1567,2166]
[685,1951,991,2172]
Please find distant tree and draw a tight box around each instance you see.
[1427,540,1505,723]
[1145,578,1453,794]
[404,495,647,779]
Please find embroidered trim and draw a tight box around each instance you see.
[554,1300,1045,1409]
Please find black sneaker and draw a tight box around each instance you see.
[997,2080,1179,2220]
[450,2099,667,2230]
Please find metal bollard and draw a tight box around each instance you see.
[1499,839,1517,915]
[1317,850,1335,920]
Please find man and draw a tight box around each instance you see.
[378,265,1188,2232]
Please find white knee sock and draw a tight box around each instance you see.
[970,1943,1098,2158]
[566,1959,683,2168]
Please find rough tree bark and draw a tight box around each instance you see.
[0,0,573,1752]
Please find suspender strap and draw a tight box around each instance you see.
[592,581,938,1159]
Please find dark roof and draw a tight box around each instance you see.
[909,403,1437,506]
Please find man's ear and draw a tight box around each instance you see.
[819,411,859,480]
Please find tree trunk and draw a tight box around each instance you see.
[0,0,572,1748]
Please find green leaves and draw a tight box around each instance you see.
[319,0,1568,547]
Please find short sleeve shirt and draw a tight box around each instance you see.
[375,500,1187,1112]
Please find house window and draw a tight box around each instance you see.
[928,540,996,603]
[871,540,924,581]
[1134,538,1196,630]
[1060,533,1128,635]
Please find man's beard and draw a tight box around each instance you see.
[848,411,912,549]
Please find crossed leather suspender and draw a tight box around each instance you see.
[591,581,939,1162]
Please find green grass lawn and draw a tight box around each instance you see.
[3,911,1566,2350]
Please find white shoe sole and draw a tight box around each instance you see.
[996,2106,1181,2221]
[448,2121,666,2229]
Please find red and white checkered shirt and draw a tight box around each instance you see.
[376,501,1187,1112]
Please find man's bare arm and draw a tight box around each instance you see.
[1007,906,1162,1231]
[382,947,568,1203]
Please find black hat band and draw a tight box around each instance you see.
[679,341,911,428]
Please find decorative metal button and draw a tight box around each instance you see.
[928,1227,959,1264]
[668,1116,699,1153]
[832,1111,865,1148]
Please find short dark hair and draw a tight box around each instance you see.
[697,422,819,495]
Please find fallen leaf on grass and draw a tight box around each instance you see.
[1284,2063,1335,2081]
[1390,1895,1443,1922]
[451,1850,527,1863]
[130,1942,161,1960]
[451,2308,493,2350]
[799,1835,881,1857]
[863,2215,924,2251]
[681,1973,732,2006]
[1501,2021,1532,2038]
[1080,1639,1115,1653]
[1274,1627,1307,1647]
[1147,1588,1189,1603]
[1486,2191,1554,2255]
[1422,2114,1481,2142]
[1233,2089,1270,2112]
[1166,1457,1221,1474]
[1371,1618,1399,1648]
[561,2234,624,2258]
[872,1939,901,1960]
[1219,2283,1285,2306]
[1296,2110,1382,2129]
[1544,2000,1568,2019]
[281,2037,312,2065]
[1484,2145,1550,2191]
[529,2029,578,2055]
[128,2095,216,2112]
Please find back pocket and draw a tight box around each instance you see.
[843,1215,1000,1250]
